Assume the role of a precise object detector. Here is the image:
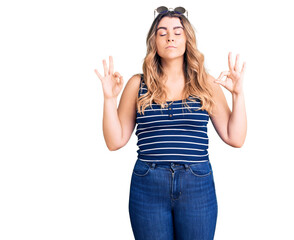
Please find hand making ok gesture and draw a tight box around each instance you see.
[94,56,124,99]
[214,52,246,95]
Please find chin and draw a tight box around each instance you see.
[158,50,185,61]
[161,54,184,60]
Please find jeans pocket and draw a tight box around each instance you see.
[132,160,151,177]
[188,161,212,177]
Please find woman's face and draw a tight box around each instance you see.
[155,17,187,61]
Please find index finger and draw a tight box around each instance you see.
[109,56,114,75]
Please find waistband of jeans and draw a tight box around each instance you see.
[140,159,210,170]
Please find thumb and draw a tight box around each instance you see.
[113,72,123,84]
[118,75,124,87]
[113,72,121,78]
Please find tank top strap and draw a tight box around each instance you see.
[138,73,145,98]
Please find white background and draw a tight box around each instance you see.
[0,0,293,239]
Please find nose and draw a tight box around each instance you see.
[167,33,174,42]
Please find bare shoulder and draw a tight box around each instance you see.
[207,73,215,83]
[206,73,226,103]
[205,73,231,144]
[207,73,219,95]
[124,73,141,94]
[119,73,141,103]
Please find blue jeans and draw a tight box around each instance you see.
[128,160,218,240]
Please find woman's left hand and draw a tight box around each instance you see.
[214,52,246,95]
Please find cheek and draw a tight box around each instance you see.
[155,39,165,53]
[156,38,163,46]
[180,36,186,45]
[179,39,187,52]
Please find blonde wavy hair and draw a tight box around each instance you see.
[136,11,215,115]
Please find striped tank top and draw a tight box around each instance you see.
[135,74,210,163]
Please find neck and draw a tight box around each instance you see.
[161,56,185,82]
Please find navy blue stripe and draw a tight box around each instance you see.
[136,74,210,163]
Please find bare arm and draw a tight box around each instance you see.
[115,74,141,150]
[102,75,140,150]
[102,97,121,150]
[94,56,141,150]
[228,92,247,147]
[208,52,247,148]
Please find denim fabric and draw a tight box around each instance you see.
[128,160,218,240]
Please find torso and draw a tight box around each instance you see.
[135,76,210,163]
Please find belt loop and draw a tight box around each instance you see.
[151,163,156,169]
[184,164,189,171]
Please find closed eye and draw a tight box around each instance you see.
[160,33,181,36]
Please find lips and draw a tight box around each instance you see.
[166,46,176,49]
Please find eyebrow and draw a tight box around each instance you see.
[156,26,184,31]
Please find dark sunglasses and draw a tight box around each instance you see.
[154,6,188,19]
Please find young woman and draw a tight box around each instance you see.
[95,6,246,240]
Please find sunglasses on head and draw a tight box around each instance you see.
[154,6,188,19]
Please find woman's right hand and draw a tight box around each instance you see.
[94,56,124,99]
